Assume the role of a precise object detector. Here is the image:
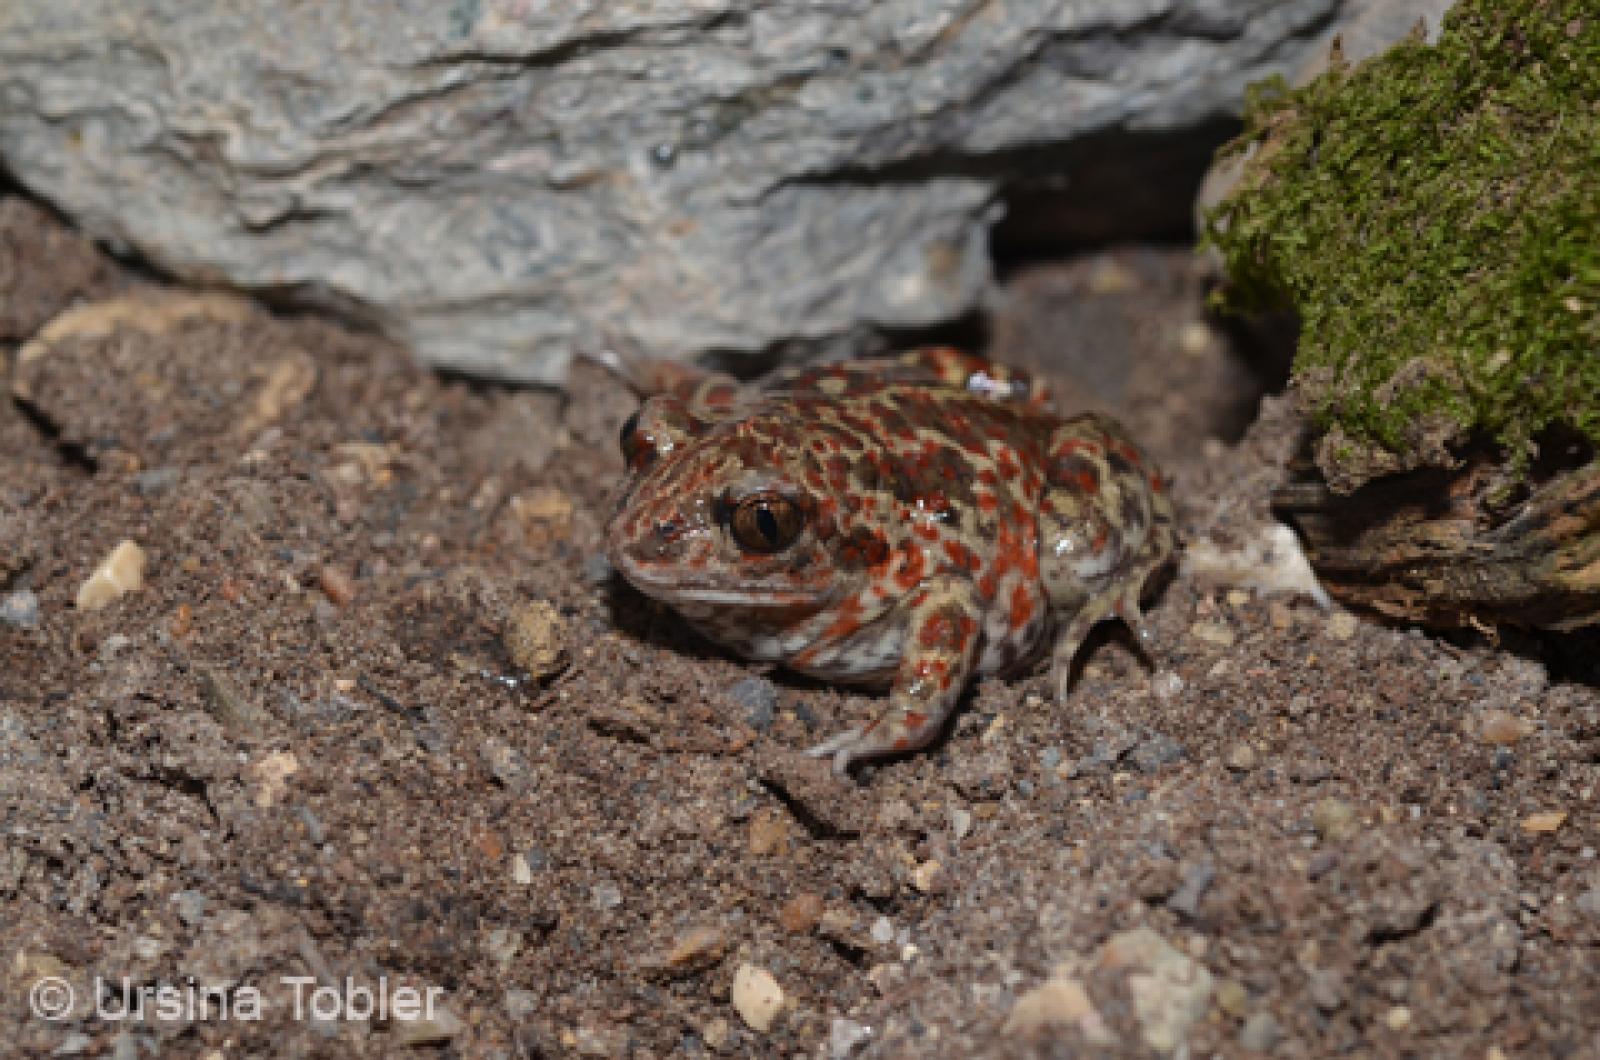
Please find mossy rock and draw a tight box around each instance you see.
[1206,0,1600,631]
[1205,0,1599,493]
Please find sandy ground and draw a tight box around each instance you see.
[2,196,1598,1059]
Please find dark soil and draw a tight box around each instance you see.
[2,197,1597,1059]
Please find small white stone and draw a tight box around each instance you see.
[75,540,147,611]
[870,916,895,945]
[1190,621,1236,648]
[391,1004,462,1046]
[510,853,533,885]
[1097,928,1213,1054]
[948,806,973,841]
[248,751,300,809]
[1003,977,1113,1043]
[0,589,41,628]
[591,881,623,909]
[731,963,784,1032]
[1182,523,1330,608]
[829,1018,872,1058]
[1151,671,1185,701]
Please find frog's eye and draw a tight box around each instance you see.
[729,493,805,554]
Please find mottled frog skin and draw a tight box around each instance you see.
[605,347,1176,771]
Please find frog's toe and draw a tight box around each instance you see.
[804,726,868,774]
[1052,660,1073,706]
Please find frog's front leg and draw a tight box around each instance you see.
[806,577,983,773]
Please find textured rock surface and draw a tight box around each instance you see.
[0,0,1350,382]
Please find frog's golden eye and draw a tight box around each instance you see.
[729,493,804,554]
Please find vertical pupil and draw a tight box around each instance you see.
[756,506,779,543]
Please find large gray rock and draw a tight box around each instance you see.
[0,1,1349,383]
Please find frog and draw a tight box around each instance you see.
[603,346,1177,772]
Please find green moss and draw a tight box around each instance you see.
[1205,0,1600,483]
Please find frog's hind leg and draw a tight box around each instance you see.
[1039,415,1175,703]
[1048,584,1161,704]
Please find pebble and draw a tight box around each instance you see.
[590,881,623,909]
[504,599,568,679]
[199,666,275,738]
[170,890,208,928]
[731,964,784,1032]
[659,924,728,973]
[909,859,943,894]
[1327,612,1359,640]
[504,988,539,1022]
[701,1017,732,1051]
[778,892,825,934]
[1479,710,1535,746]
[391,1004,462,1046]
[1189,620,1236,648]
[948,806,973,841]
[246,352,318,434]
[1214,978,1248,1018]
[485,927,522,968]
[1131,732,1185,774]
[726,676,778,730]
[1521,810,1568,834]
[1574,889,1600,920]
[1225,742,1258,772]
[1385,1005,1412,1031]
[510,853,534,885]
[509,487,574,540]
[1151,671,1185,701]
[53,1031,92,1056]
[1306,850,1340,880]
[1165,862,1216,919]
[829,1018,872,1058]
[1097,928,1214,1053]
[1307,968,1346,1012]
[317,564,357,607]
[1239,1011,1281,1052]
[1312,798,1359,843]
[75,539,147,611]
[248,750,300,808]
[747,808,790,856]
[1002,977,1112,1042]
[0,589,41,629]
[870,916,895,945]
[133,467,180,496]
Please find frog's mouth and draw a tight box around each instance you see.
[617,565,832,612]
[607,543,831,611]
